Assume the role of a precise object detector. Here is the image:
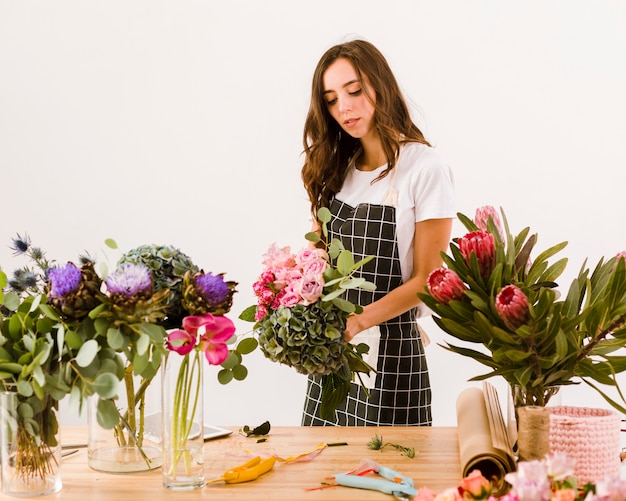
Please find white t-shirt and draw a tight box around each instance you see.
[334,142,456,284]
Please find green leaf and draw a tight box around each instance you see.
[96,398,122,429]
[217,368,234,384]
[238,305,258,322]
[2,292,20,312]
[107,327,125,351]
[93,372,120,399]
[232,364,248,381]
[104,238,118,249]
[76,339,99,367]
[305,231,321,243]
[336,250,355,276]
[139,323,166,343]
[317,207,331,224]
[236,337,258,355]
[136,333,150,356]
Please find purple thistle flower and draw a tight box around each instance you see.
[48,262,82,298]
[106,264,152,297]
[195,272,229,305]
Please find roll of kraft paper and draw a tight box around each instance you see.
[455,383,516,496]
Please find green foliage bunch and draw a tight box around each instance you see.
[418,207,626,410]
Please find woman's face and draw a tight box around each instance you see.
[322,58,376,140]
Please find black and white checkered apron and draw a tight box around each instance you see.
[301,198,432,426]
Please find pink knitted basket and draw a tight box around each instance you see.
[549,406,621,483]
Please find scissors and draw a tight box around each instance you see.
[334,459,418,500]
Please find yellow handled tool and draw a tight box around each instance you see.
[207,455,276,485]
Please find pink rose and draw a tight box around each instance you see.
[254,305,268,321]
[261,243,295,270]
[550,489,576,501]
[459,470,491,498]
[278,284,301,307]
[296,274,324,305]
[302,256,329,277]
[295,247,321,265]
[272,267,303,290]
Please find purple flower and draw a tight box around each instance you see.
[195,272,229,305]
[48,262,82,298]
[106,264,152,296]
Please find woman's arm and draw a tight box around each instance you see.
[344,217,452,341]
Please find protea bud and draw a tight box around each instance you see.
[458,230,496,278]
[181,270,237,316]
[47,261,102,321]
[427,268,466,304]
[473,205,505,242]
[495,284,530,330]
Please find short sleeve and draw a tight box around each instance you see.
[410,147,456,223]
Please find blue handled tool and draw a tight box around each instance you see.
[334,460,418,499]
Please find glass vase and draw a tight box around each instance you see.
[0,391,62,497]
[161,351,204,490]
[87,366,162,473]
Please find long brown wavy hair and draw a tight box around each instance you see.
[301,39,431,216]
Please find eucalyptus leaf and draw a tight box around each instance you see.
[76,339,99,368]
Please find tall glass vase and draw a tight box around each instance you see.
[0,391,62,497]
[161,350,204,490]
[87,366,162,473]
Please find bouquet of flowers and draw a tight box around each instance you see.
[418,206,626,410]
[240,207,376,420]
[415,452,626,500]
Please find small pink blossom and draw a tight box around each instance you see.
[254,304,268,321]
[166,329,197,356]
[261,243,295,270]
[189,313,235,365]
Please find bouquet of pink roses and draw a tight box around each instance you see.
[240,208,376,420]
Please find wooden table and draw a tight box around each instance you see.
[15,426,461,500]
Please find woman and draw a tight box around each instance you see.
[300,39,455,426]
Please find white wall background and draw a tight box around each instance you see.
[1,1,625,428]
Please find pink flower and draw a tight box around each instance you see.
[495,285,530,330]
[186,313,235,365]
[302,256,328,277]
[295,247,323,265]
[166,329,197,356]
[277,283,302,307]
[254,304,268,322]
[297,274,325,305]
[433,487,463,501]
[616,251,626,263]
[427,268,466,304]
[474,205,505,241]
[273,267,303,291]
[414,487,437,501]
[545,453,575,481]
[458,230,496,278]
[459,469,492,498]
[550,489,576,501]
[261,243,295,270]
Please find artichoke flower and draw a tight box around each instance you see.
[181,270,237,316]
[104,263,169,325]
[116,244,198,328]
[47,261,102,321]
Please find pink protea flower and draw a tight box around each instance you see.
[458,230,496,278]
[495,284,530,330]
[427,268,466,304]
[474,205,505,241]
